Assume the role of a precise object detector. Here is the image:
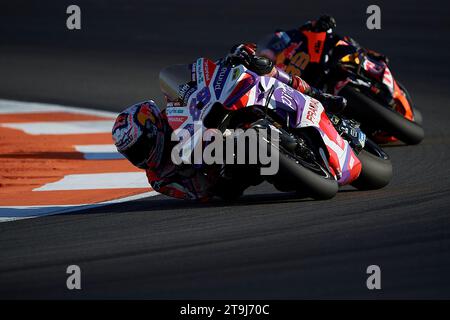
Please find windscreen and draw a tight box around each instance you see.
[159,64,192,101]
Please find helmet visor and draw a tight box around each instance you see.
[122,134,155,169]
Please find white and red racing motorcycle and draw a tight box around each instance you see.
[159,57,392,200]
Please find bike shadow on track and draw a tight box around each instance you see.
[67,191,338,216]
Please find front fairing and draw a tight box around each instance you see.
[262,79,361,185]
[166,59,260,163]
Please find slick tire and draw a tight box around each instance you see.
[351,141,393,190]
[397,81,423,126]
[412,107,423,126]
[277,150,338,200]
[340,86,424,145]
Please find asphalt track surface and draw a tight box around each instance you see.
[1,0,450,299]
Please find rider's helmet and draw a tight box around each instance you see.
[112,100,168,170]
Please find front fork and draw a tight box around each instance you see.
[328,113,366,154]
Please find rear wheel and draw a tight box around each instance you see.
[340,86,424,145]
[351,139,393,190]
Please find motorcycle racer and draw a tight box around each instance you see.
[112,100,222,201]
[258,15,389,86]
[112,44,348,201]
[257,15,424,145]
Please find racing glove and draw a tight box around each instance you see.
[290,74,347,113]
[314,91,347,114]
[228,43,274,75]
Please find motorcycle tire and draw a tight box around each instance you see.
[412,107,423,126]
[276,148,339,200]
[351,139,393,190]
[340,86,424,145]
[396,81,423,126]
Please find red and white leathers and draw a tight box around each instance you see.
[140,108,218,201]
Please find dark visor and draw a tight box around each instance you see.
[123,134,155,169]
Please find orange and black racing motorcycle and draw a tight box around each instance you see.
[267,31,424,145]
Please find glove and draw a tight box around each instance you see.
[318,93,347,114]
[228,43,274,75]
[247,55,274,75]
[228,43,257,66]
[309,87,347,113]
[320,93,347,114]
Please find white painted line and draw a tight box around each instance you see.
[74,144,118,153]
[74,144,124,160]
[0,98,118,118]
[0,191,158,209]
[0,217,31,223]
[33,172,149,191]
[0,191,159,222]
[1,120,115,135]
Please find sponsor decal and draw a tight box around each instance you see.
[382,67,394,94]
[179,83,197,103]
[196,58,205,86]
[191,63,197,82]
[203,59,216,86]
[232,67,241,81]
[306,99,319,122]
[302,98,322,126]
[213,66,230,99]
[284,50,309,77]
[166,107,189,130]
[274,84,296,110]
[136,102,156,127]
[282,42,302,60]
[314,40,323,54]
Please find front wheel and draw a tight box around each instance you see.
[275,149,339,200]
[412,107,423,126]
[397,81,423,126]
[351,139,393,190]
[247,113,338,200]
